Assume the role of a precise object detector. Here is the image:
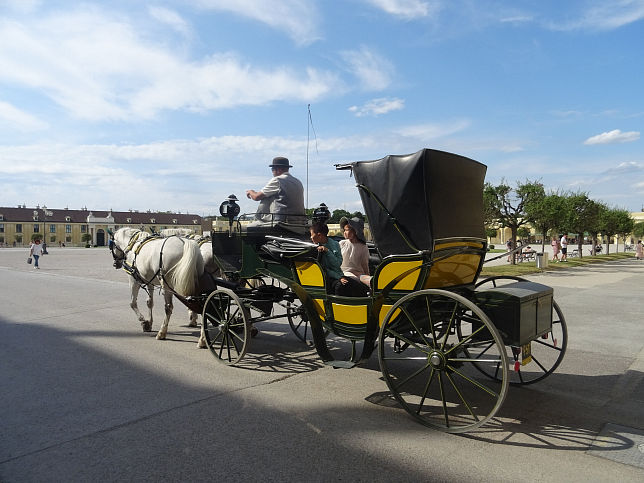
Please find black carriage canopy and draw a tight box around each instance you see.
[336,148,487,257]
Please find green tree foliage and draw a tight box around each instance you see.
[565,193,602,257]
[523,191,567,253]
[484,180,544,264]
[600,207,634,253]
[633,222,644,239]
[328,209,351,223]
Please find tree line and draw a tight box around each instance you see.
[484,180,644,263]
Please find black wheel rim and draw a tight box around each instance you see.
[202,289,249,365]
[378,289,508,433]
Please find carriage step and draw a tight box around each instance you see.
[325,360,356,369]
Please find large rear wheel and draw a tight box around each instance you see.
[202,288,251,365]
[378,289,509,433]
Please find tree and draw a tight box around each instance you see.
[601,208,634,253]
[633,222,644,240]
[82,233,92,247]
[598,206,623,254]
[484,180,544,264]
[31,233,42,242]
[565,193,602,257]
[328,209,351,223]
[524,192,567,253]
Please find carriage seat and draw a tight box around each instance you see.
[260,237,317,262]
[244,219,309,236]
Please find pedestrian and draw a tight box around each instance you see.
[506,239,513,262]
[636,240,643,260]
[29,239,43,269]
[560,234,568,262]
[551,236,560,262]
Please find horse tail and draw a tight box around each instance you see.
[167,239,202,296]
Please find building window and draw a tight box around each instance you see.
[65,216,71,222]
[66,225,72,233]
[50,224,56,233]
[34,224,40,233]
[16,224,22,233]
[127,218,132,223]
[150,218,155,223]
[172,219,177,224]
[0,224,3,233]
[0,214,3,221]
[81,225,87,233]
[66,236,71,243]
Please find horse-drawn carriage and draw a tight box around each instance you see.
[112,148,567,433]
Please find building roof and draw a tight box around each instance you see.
[0,206,201,225]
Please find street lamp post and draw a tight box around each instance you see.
[43,208,52,254]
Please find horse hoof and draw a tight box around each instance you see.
[156,333,166,340]
[142,323,152,332]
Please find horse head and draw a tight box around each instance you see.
[110,227,145,269]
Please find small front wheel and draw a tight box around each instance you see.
[378,289,509,433]
[202,288,250,365]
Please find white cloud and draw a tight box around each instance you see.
[394,119,470,139]
[148,6,191,38]
[0,10,340,121]
[340,46,394,91]
[548,0,644,31]
[583,129,640,145]
[0,100,48,131]
[348,97,404,117]
[365,0,436,19]
[192,0,320,45]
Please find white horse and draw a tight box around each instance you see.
[111,227,204,340]
[159,229,220,348]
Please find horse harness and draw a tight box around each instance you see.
[111,232,185,294]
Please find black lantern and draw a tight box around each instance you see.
[219,194,240,235]
[312,203,331,224]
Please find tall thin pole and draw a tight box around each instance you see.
[306,104,310,210]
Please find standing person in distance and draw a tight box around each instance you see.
[560,234,568,262]
[30,238,43,269]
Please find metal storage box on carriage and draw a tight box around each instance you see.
[475,281,553,346]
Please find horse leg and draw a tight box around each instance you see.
[188,309,199,327]
[145,289,154,332]
[198,322,207,348]
[156,289,173,340]
[129,281,152,332]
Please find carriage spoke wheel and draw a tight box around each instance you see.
[202,288,251,365]
[474,276,568,385]
[378,289,509,433]
[287,299,329,345]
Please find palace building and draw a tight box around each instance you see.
[0,206,203,247]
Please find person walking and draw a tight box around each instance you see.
[560,234,568,262]
[30,239,43,269]
[636,240,643,260]
[551,236,560,262]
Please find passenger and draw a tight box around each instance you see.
[246,156,305,224]
[309,223,343,291]
[336,217,370,297]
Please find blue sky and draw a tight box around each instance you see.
[1,0,643,216]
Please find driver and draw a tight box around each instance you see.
[246,156,305,224]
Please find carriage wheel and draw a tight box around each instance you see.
[473,276,568,385]
[378,289,509,433]
[201,288,251,365]
[286,300,330,345]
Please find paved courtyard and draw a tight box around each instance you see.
[1,246,643,481]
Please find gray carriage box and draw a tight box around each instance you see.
[475,281,553,346]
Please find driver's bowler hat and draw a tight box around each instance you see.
[269,156,292,168]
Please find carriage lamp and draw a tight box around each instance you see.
[219,194,240,235]
[312,203,331,224]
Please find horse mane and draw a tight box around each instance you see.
[160,228,194,237]
[114,227,151,249]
